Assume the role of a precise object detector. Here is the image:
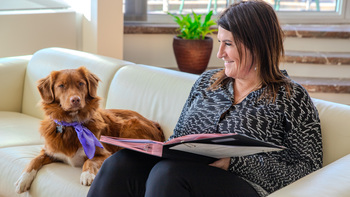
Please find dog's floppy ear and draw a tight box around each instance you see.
[78,66,101,98]
[37,71,58,104]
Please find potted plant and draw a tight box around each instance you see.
[168,10,217,74]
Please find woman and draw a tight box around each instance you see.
[88,1,322,196]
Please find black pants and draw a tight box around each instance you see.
[87,149,259,197]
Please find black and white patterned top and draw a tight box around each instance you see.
[169,69,322,196]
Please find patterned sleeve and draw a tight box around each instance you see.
[228,83,323,193]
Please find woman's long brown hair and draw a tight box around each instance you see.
[211,0,291,102]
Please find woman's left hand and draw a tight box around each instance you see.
[209,158,230,171]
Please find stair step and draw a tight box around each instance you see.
[284,51,350,65]
[292,77,350,94]
[282,24,350,39]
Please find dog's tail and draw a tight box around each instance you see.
[152,121,165,142]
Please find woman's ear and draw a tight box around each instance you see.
[37,71,57,104]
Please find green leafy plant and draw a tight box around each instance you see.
[168,10,217,40]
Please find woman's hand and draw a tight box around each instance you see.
[209,158,230,171]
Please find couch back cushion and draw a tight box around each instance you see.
[312,98,350,166]
[0,56,30,112]
[22,47,133,119]
[106,64,199,139]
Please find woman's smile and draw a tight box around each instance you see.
[224,61,234,67]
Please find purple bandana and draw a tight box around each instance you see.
[54,120,104,159]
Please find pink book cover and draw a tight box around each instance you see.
[100,136,165,157]
[100,133,284,159]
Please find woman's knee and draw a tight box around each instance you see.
[102,149,162,176]
[146,160,193,197]
[101,149,131,170]
[96,149,142,179]
[147,160,192,187]
[148,160,182,178]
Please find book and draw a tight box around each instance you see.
[100,133,284,161]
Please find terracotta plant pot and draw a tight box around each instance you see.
[172,36,213,74]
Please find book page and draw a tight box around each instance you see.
[169,143,283,158]
[166,133,236,144]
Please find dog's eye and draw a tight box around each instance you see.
[58,84,64,88]
[79,82,85,86]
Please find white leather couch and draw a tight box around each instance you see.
[0,48,349,197]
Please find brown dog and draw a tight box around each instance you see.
[15,66,164,193]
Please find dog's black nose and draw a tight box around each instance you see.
[70,96,81,105]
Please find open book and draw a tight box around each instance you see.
[100,133,284,161]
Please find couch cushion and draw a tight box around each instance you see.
[0,55,31,112]
[0,111,43,148]
[0,145,89,197]
[312,98,350,165]
[268,154,350,197]
[105,64,199,139]
[21,47,134,119]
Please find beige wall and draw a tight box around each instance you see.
[0,9,78,58]
[0,0,124,59]
[81,0,123,59]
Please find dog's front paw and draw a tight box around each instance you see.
[15,170,37,194]
[80,171,96,186]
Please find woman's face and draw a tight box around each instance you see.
[217,26,254,80]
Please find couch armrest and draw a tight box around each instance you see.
[0,55,31,112]
[268,154,350,197]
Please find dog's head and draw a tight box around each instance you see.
[37,66,100,113]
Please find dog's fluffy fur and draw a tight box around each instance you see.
[15,67,164,193]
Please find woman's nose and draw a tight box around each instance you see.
[217,45,225,59]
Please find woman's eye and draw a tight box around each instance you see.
[225,42,232,46]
